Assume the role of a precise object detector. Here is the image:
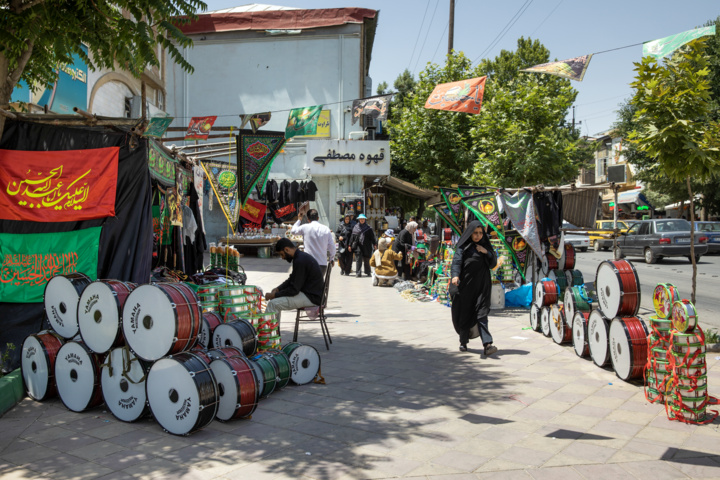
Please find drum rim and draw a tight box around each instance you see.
[251,356,278,397]
[609,317,647,380]
[44,274,91,338]
[123,284,183,361]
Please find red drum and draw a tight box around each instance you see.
[78,280,137,354]
[596,260,641,318]
[541,253,559,276]
[572,312,590,357]
[122,283,201,361]
[101,347,151,422]
[188,346,213,365]
[44,272,92,339]
[212,319,258,357]
[540,306,551,337]
[559,243,576,270]
[55,341,104,412]
[21,331,65,401]
[588,309,611,367]
[609,316,649,381]
[550,304,571,345]
[198,312,224,349]
[210,356,259,421]
[535,278,559,307]
[530,303,541,332]
[207,346,246,360]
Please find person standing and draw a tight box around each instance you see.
[349,214,376,277]
[450,220,498,355]
[392,221,417,281]
[291,209,336,277]
[335,213,354,275]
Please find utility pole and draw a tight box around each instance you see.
[571,105,576,130]
[448,0,455,55]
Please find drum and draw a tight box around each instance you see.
[588,309,611,367]
[188,346,213,365]
[535,278,559,307]
[207,346,246,360]
[220,285,246,297]
[572,312,590,357]
[529,303,541,332]
[44,272,92,339]
[249,353,278,398]
[652,283,679,319]
[672,350,706,367]
[101,347,151,422]
[595,260,640,318]
[210,356,259,421]
[197,285,223,296]
[198,312,224,349]
[672,299,698,333]
[564,285,592,322]
[122,283,201,361]
[565,270,584,288]
[609,317,649,381]
[55,341,104,412]
[550,304,571,345]
[282,342,321,385]
[671,330,704,347]
[553,270,568,293]
[221,304,251,316]
[212,319,258,357]
[78,280,137,354]
[263,349,291,390]
[146,352,219,435]
[21,331,64,401]
[648,315,673,339]
[540,306,551,337]
[559,243,576,270]
[668,404,706,423]
[541,253,559,276]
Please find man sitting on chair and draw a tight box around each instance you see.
[264,238,324,321]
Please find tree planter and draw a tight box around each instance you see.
[0,369,25,416]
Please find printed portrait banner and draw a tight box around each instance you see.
[503,229,528,273]
[424,76,486,114]
[643,26,716,60]
[440,187,465,228]
[143,117,173,138]
[0,147,118,222]
[185,116,218,140]
[201,160,240,234]
[239,197,267,224]
[285,105,323,139]
[351,95,392,125]
[429,202,461,236]
[0,227,101,303]
[462,193,504,234]
[237,130,286,206]
[239,112,272,133]
[498,190,542,258]
[520,55,593,82]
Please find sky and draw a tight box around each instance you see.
[202,0,720,136]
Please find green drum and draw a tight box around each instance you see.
[645,386,664,403]
[198,285,223,296]
[563,285,592,321]
[201,302,220,313]
[553,269,568,293]
[249,354,277,398]
[221,304,251,315]
[568,270,584,287]
[282,342,321,385]
[220,285,246,297]
[264,349,291,390]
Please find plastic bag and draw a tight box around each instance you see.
[504,283,533,308]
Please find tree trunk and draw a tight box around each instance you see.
[687,176,696,304]
[0,38,37,140]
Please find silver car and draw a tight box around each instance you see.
[696,221,720,254]
[562,221,589,252]
[615,219,708,264]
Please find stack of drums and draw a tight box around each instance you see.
[249,312,281,352]
[567,285,593,358]
[218,284,262,320]
[431,276,451,306]
[645,283,679,402]
[197,284,223,313]
[532,277,560,337]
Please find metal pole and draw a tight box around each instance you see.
[448,0,455,55]
[613,185,619,256]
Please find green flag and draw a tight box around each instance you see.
[285,105,323,139]
[0,227,101,303]
[643,26,716,59]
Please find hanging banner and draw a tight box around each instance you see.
[498,190,543,258]
[0,227,101,303]
[239,112,272,133]
[351,95,392,125]
[237,130,286,206]
[643,26,716,59]
[143,117,173,138]
[0,147,118,222]
[440,187,465,229]
[504,229,528,273]
[152,205,172,246]
[148,140,178,187]
[520,55,593,82]
[270,201,298,224]
[297,110,331,138]
[424,76,486,114]
[239,197,267,225]
[254,162,272,198]
[430,202,462,236]
[201,160,240,233]
[285,105,323,139]
[463,193,504,234]
[185,116,218,140]
[457,185,490,198]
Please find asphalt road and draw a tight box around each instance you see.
[570,249,720,332]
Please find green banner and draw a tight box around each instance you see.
[643,26,716,59]
[148,141,192,194]
[0,227,101,303]
[285,105,323,139]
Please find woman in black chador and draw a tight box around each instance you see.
[335,213,354,275]
[450,220,498,355]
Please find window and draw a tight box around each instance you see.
[639,223,649,235]
[627,223,642,235]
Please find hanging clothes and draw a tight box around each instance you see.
[533,191,563,241]
[289,180,300,203]
[266,179,279,204]
[306,180,318,201]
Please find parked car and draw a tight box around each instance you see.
[615,219,708,264]
[696,221,720,254]
[562,221,589,252]
[589,219,636,251]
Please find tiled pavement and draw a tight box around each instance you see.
[1,256,720,480]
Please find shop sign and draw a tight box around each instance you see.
[305,140,390,176]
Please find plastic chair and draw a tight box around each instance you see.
[293,264,332,350]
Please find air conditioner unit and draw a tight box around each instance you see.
[607,164,627,183]
[129,96,168,119]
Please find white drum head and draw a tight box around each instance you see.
[588,310,610,367]
[540,307,551,337]
[572,313,588,357]
[22,335,52,400]
[530,304,540,331]
[541,255,549,276]
[122,285,177,361]
[565,270,574,289]
[78,282,122,354]
[45,275,86,338]
[609,318,633,380]
[55,341,100,412]
[212,324,244,350]
[549,304,564,344]
[564,288,576,321]
[101,348,148,422]
[210,359,240,421]
[199,318,213,349]
[147,357,208,435]
[596,262,621,318]
[535,282,545,305]
[283,344,320,385]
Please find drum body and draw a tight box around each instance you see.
[541,253,558,276]
[652,283,679,319]
[44,272,92,339]
[549,304,571,345]
[609,317,649,380]
[55,341,104,412]
[249,354,277,398]
[672,299,697,333]
[553,270,568,294]
[263,349,291,390]
[212,319,258,357]
[596,260,640,318]
[198,312,224,349]
[101,347,151,422]
[21,331,64,401]
[572,312,590,357]
[78,280,137,354]
[540,306,551,337]
[565,270,584,288]
[535,278,559,307]
[210,356,259,421]
[564,286,591,322]
[529,304,541,332]
[146,352,218,435]
[282,342,321,385]
[122,283,201,361]
[559,243,575,270]
[588,309,611,367]
[207,346,246,360]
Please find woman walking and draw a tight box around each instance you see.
[450,220,498,355]
[335,213,354,275]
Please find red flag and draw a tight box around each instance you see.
[424,76,486,114]
[239,197,267,224]
[0,148,119,222]
[185,116,218,140]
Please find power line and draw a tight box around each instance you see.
[431,22,450,64]
[529,0,563,37]
[576,94,630,107]
[407,0,433,72]
[413,0,442,75]
[473,0,534,65]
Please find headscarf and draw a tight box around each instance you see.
[352,219,372,245]
[456,220,493,251]
[378,237,390,252]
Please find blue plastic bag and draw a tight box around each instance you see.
[504,283,533,308]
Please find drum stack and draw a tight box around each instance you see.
[645,283,678,402]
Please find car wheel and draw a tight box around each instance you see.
[644,248,657,264]
[614,247,624,260]
[602,246,610,251]
[580,247,588,252]
[688,255,701,263]
[593,240,601,252]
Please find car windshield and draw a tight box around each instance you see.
[655,220,691,232]
[697,223,720,232]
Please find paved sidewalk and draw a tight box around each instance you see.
[1,256,720,480]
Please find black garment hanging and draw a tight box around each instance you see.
[533,191,563,241]
[307,181,318,201]
[266,179,279,204]
[289,180,300,203]
[279,180,291,205]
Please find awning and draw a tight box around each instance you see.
[379,176,441,203]
[602,188,653,210]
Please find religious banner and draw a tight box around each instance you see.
[148,140,177,187]
[270,201,298,224]
[285,105,323,139]
[643,26,716,59]
[440,187,465,230]
[143,117,173,138]
[237,130,286,206]
[239,197,266,225]
[185,116,218,140]
[0,227,101,303]
[239,112,272,133]
[520,55,593,82]
[463,193,504,234]
[201,160,240,233]
[503,229,528,273]
[430,202,462,236]
[351,95,392,125]
[498,190,542,258]
[424,76,486,114]
[457,185,489,198]
[152,205,172,245]
[0,147,118,222]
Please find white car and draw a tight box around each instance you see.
[562,221,589,252]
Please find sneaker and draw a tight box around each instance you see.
[459,345,468,352]
[484,345,498,356]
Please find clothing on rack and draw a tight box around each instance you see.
[533,191,563,241]
[266,179,279,204]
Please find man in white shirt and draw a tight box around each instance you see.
[291,209,336,277]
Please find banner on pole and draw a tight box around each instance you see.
[351,95,392,125]
[185,116,218,140]
[201,160,240,233]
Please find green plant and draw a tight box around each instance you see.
[0,343,16,378]
[705,328,719,344]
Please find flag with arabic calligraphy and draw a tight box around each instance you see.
[0,148,118,222]
[285,105,323,139]
[498,190,542,258]
[351,95,392,125]
[457,185,489,198]
[237,130,286,206]
[143,117,173,138]
[185,116,218,140]
[201,160,240,232]
[462,193,504,234]
[424,76,486,114]
[239,197,266,225]
[430,202,461,236]
[440,187,465,230]
[0,227,101,303]
[520,55,593,82]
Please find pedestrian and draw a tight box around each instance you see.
[392,221,417,281]
[290,209,336,277]
[335,213,354,275]
[349,214,376,277]
[449,220,498,355]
